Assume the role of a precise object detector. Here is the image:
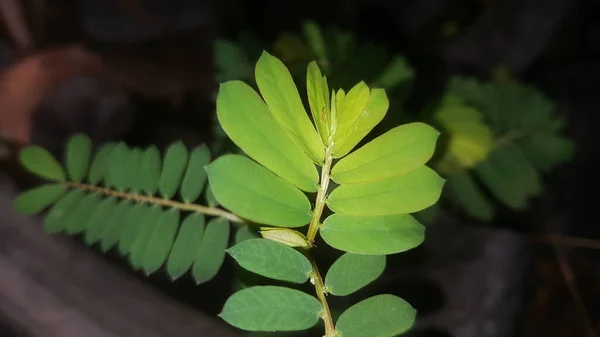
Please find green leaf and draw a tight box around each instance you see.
[332,123,440,183]
[217,81,318,192]
[227,238,312,283]
[13,184,67,214]
[143,209,179,274]
[306,62,330,143]
[206,155,312,228]
[373,56,413,90]
[321,213,425,255]
[159,141,188,199]
[235,225,259,244]
[193,217,230,284]
[446,171,494,221]
[325,253,386,296]
[219,286,322,331]
[99,200,132,251]
[335,294,416,337]
[118,203,149,254]
[130,206,163,270]
[19,146,66,182]
[104,142,131,191]
[65,133,92,182]
[44,189,85,233]
[332,89,389,157]
[128,148,144,193]
[138,146,161,195]
[205,183,219,207]
[302,21,328,66]
[180,145,211,203]
[83,197,118,244]
[167,213,205,280]
[327,166,445,216]
[88,143,116,185]
[255,51,325,163]
[64,192,103,234]
[335,81,370,142]
[259,228,311,249]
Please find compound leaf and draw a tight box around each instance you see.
[143,208,179,274]
[43,189,85,233]
[88,143,116,185]
[130,206,163,270]
[325,253,386,296]
[167,213,205,280]
[219,286,322,331]
[118,203,149,255]
[65,133,92,182]
[180,145,211,203]
[66,192,103,235]
[333,88,389,157]
[327,166,445,216]
[321,213,425,255]
[141,146,161,196]
[335,294,416,337]
[206,155,312,228]
[19,146,65,182]
[193,217,230,284]
[332,123,439,183]
[159,141,188,199]
[227,238,312,283]
[104,142,130,191]
[217,80,318,192]
[99,200,133,252]
[255,51,325,163]
[83,196,118,244]
[13,184,67,214]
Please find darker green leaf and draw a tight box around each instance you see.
[143,209,180,274]
[13,184,68,214]
[66,133,92,182]
[140,146,161,196]
[159,141,188,199]
[325,253,385,296]
[167,213,205,280]
[180,144,211,203]
[193,217,230,284]
[44,189,85,233]
[19,146,66,182]
[88,143,116,185]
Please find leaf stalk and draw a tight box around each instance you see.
[307,142,334,242]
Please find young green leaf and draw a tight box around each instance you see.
[193,217,230,284]
[65,192,103,235]
[306,62,329,142]
[321,213,425,255]
[327,166,445,216]
[159,141,188,199]
[180,145,211,203]
[206,155,312,228]
[260,227,311,249]
[302,21,328,66]
[373,56,414,90]
[332,89,389,157]
[88,143,116,185]
[143,209,180,274]
[217,80,319,192]
[19,146,66,182]
[65,133,92,182]
[99,200,133,252]
[219,286,322,331]
[167,213,205,280]
[83,196,118,244]
[13,184,67,214]
[255,51,325,163]
[104,142,131,191]
[325,253,386,296]
[140,146,161,196]
[335,294,416,337]
[227,238,312,283]
[43,189,85,233]
[332,123,440,184]
[335,81,370,142]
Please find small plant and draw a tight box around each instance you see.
[14,52,443,336]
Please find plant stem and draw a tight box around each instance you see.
[67,182,243,223]
[307,143,334,243]
[309,255,337,337]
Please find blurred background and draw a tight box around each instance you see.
[0,0,599,336]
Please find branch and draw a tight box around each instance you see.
[308,254,336,337]
[306,142,333,242]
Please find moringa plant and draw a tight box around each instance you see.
[14,52,443,336]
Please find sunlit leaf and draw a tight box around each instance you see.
[181,144,211,202]
[65,133,92,182]
[335,81,370,142]
[217,81,318,192]
[325,253,385,296]
[219,286,322,331]
[206,155,312,228]
[159,141,188,199]
[335,294,416,337]
[321,213,425,255]
[255,51,325,163]
[227,238,312,283]
[13,184,67,214]
[167,213,205,280]
[327,166,445,216]
[306,62,330,143]
[332,89,389,157]
[332,123,439,183]
[193,217,230,284]
[19,146,65,182]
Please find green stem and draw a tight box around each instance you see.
[309,255,337,337]
[67,182,243,223]
[306,142,334,243]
